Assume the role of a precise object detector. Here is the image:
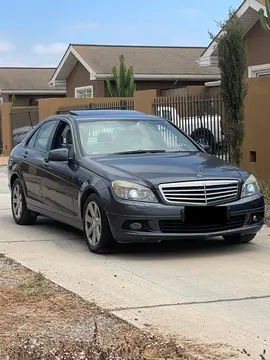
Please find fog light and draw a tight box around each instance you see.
[130,222,142,231]
[253,215,258,222]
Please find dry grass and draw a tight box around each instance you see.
[0,255,237,360]
[0,255,190,360]
[258,180,270,226]
[259,180,270,205]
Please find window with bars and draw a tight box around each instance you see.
[75,86,94,98]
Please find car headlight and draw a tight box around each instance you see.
[241,175,261,198]
[112,180,158,203]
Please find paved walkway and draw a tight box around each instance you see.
[0,156,8,166]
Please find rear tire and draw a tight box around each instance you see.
[11,179,37,225]
[83,194,114,254]
[223,234,257,244]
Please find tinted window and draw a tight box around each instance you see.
[34,121,57,152]
[78,118,198,155]
[26,129,40,148]
[51,122,73,152]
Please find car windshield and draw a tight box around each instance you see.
[78,118,199,155]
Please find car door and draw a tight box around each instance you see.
[40,120,80,220]
[20,120,58,208]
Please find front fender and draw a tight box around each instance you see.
[77,176,110,220]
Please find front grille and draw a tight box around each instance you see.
[159,180,239,205]
[159,215,245,234]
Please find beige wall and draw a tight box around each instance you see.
[241,77,270,180]
[134,89,157,114]
[1,103,12,156]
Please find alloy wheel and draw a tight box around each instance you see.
[12,184,23,219]
[85,201,102,246]
[196,137,210,146]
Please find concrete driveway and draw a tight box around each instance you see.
[0,166,269,358]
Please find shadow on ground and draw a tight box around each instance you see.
[35,216,258,260]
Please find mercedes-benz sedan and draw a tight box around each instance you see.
[8,110,264,253]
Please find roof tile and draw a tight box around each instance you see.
[0,67,64,91]
[72,44,220,76]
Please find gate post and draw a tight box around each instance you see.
[134,90,157,114]
[1,102,12,156]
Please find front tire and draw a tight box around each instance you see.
[11,179,37,225]
[223,233,257,244]
[83,194,114,254]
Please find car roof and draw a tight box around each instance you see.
[67,109,161,121]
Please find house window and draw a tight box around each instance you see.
[248,64,270,78]
[75,86,94,98]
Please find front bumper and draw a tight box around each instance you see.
[103,190,264,243]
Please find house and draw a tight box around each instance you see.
[49,44,221,98]
[0,67,66,106]
[199,0,270,78]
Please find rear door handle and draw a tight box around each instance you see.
[23,150,28,158]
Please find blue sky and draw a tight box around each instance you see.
[0,0,246,67]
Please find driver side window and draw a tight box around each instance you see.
[51,121,74,158]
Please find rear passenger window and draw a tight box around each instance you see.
[26,129,40,148]
[34,121,57,152]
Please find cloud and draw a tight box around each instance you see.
[32,43,67,54]
[67,21,104,30]
[0,40,14,52]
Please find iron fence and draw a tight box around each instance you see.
[153,95,230,162]
[11,107,39,148]
[57,99,134,114]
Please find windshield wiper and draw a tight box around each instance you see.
[112,149,166,155]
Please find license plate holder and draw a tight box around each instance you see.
[184,206,228,225]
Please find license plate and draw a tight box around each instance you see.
[184,206,228,225]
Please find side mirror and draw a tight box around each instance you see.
[48,148,69,162]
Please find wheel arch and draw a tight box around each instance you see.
[191,127,215,140]
[80,187,100,220]
[10,173,20,188]
[10,172,28,198]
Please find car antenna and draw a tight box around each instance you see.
[28,111,34,129]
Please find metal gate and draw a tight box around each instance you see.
[57,99,134,114]
[11,107,39,148]
[153,95,230,162]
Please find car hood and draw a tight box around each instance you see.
[85,152,248,188]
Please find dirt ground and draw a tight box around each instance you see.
[0,254,238,360]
